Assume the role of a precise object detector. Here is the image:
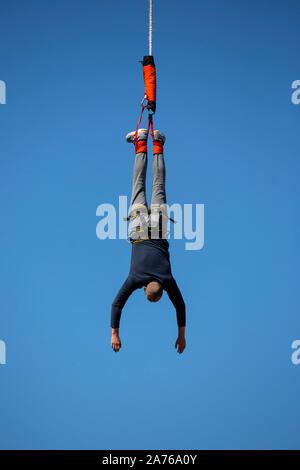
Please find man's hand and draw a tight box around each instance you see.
[175,326,186,354]
[111,328,122,353]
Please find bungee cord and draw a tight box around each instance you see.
[149,0,153,56]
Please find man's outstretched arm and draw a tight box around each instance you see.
[111,277,137,352]
[165,277,186,354]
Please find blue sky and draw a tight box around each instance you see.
[0,0,299,449]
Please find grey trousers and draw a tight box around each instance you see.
[129,152,168,241]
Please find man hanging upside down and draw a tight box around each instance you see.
[111,127,186,354]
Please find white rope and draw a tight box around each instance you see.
[149,0,153,56]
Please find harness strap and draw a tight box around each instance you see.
[135,140,148,154]
[153,141,163,154]
[148,113,155,140]
[147,114,164,154]
[134,102,147,153]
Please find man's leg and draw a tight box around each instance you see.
[126,129,149,241]
[150,131,168,239]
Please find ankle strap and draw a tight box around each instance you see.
[135,140,147,154]
[153,140,164,154]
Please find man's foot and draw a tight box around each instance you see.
[126,129,148,143]
[153,130,166,144]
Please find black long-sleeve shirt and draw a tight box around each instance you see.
[111,239,186,328]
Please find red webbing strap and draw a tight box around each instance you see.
[147,114,163,154]
[148,113,155,141]
[134,104,147,153]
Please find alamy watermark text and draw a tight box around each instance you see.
[0,340,6,365]
[96,196,204,251]
[0,80,6,104]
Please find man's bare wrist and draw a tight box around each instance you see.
[178,326,185,337]
[111,328,119,336]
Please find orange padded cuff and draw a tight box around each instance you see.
[143,64,156,103]
[135,140,148,154]
[153,141,164,154]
